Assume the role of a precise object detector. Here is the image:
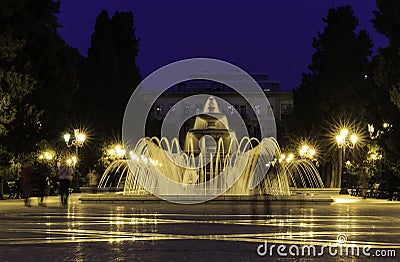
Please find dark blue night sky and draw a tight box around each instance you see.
[57,0,387,90]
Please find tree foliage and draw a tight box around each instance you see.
[373,0,400,110]
[371,0,400,162]
[72,10,141,170]
[79,10,141,138]
[0,34,39,148]
[288,6,375,187]
[291,6,374,136]
[0,0,85,180]
[0,33,42,176]
[0,0,83,143]
[0,2,143,179]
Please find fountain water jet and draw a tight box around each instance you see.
[99,97,324,197]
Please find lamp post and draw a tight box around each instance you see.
[107,144,126,159]
[38,150,56,175]
[38,150,55,161]
[299,145,316,159]
[63,129,86,192]
[335,128,358,194]
[279,153,295,164]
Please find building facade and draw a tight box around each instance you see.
[142,74,293,142]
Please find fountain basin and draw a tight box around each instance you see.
[79,193,333,204]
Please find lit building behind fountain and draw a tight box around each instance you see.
[99,97,324,196]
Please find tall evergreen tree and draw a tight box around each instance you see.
[292,6,373,131]
[111,11,141,101]
[77,10,141,171]
[289,6,374,187]
[79,10,120,132]
[80,10,141,138]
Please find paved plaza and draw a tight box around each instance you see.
[0,194,399,261]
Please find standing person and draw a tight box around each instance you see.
[57,161,72,207]
[21,161,34,207]
[37,173,50,206]
[37,161,50,207]
[14,178,22,199]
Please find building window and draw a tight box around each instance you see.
[282,104,293,115]
[170,106,176,115]
[184,105,190,115]
[228,106,234,115]
[196,105,202,114]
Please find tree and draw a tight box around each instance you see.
[289,6,374,187]
[0,0,84,187]
[80,10,141,138]
[292,6,374,130]
[76,10,141,170]
[0,0,83,143]
[371,0,400,163]
[373,0,400,110]
[0,34,39,143]
[78,11,120,135]
[0,33,41,176]
[111,11,141,99]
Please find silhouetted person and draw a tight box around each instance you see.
[8,178,22,199]
[58,162,72,207]
[21,162,34,207]
[36,162,51,206]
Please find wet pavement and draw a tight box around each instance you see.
[0,194,399,261]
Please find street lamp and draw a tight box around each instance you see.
[286,153,294,163]
[38,150,55,161]
[64,129,86,147]
[335,128,358,194]
[299,144,318,167]
[66,155,78,166]
[107,144,126,159]
[279,153,294,164]
[63,129,86,192]
[299,145,317,158]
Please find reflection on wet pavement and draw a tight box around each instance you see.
[0,196,399,261]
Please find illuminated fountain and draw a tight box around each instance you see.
[99,97,324,196]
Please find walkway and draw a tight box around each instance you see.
[0,194,399,261]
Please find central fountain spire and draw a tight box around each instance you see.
[184,97,236,184]
[204,96,218,113]
[192,97,231,131]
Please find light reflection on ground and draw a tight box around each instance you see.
[0,195,399,261]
